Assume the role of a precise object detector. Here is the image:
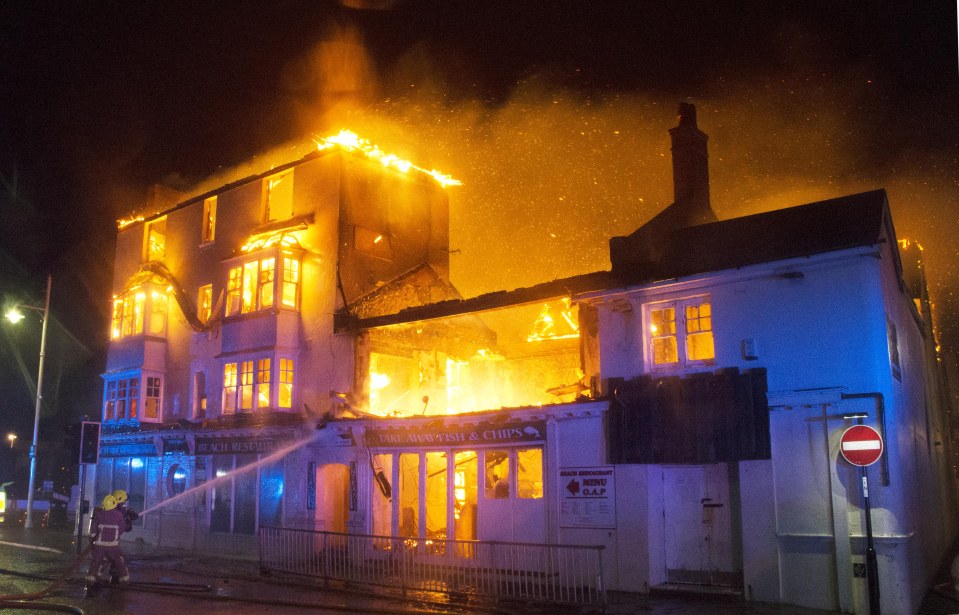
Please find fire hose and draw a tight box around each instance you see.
[0,543,93,612]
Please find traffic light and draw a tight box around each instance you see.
[79,421,100,465]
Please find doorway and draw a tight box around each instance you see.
[315,463,350,533]
[662,464,741,587]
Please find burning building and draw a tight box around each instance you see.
[93,107,955,614]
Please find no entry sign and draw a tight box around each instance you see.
[840,425,884,466]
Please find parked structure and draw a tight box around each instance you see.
[94,107,956,614]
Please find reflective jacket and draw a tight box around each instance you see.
[90,506,126,547]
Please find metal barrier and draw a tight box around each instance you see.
[259,526,606,608]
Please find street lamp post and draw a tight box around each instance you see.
[5,275,51,529]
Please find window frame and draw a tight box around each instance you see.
[144,216,167,262]
[201,196,217,244]
[224,249,301,318]
[221,355,293,414]
[644,295,715,371]
[263,169,294,223]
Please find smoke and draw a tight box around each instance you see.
[179,22,959,351]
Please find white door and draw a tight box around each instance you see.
[662,464,740,587]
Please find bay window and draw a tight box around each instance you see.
[222,357,294,414]
[225,253,300,317]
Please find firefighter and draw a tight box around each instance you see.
[85,494,130,586]
[112,489,139,532]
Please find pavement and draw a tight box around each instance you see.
[0,524,955,614]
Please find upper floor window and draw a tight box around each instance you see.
[264,170,293,222]
[111,291,144,339]
[225,254,300,317]
[202,196,217,243]
[646,296,714,368]
[145,217,167,261]
[222,357,292,413]
[102,376,140,422]
[198,284,213,322]
[111,286,168,340]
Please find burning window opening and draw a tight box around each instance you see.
[315,130,462,188]
[361,299,587,418]
[527,298,580,342]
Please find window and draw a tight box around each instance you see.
[197,285,212,322]
[485,450,510,499]
[145,217,167,261]
[223,363,238,414]
[97,458,146,528]
[516,448,543,499]
[225,255,299,317]
[111,285,168,340]
[210,454,271,535]
[256,359,271,411]
[239,360,254,410]
[111,291,144,339]
[223,358,279,413]
[278,358,294,408]
[281,257,299,308]
[264,170,294,222]
[194,371,207,418]
[201,196,217,243]
[144,376,161,419]
[149,289,168,335]
[102,377,139,422]
[646,296,714,368]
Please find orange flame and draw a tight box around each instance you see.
[315,130,462,188]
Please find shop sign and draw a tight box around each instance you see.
[195,437,277,455]
[365,420,546,448]
[559,466,616,529]
[99,442,158,458]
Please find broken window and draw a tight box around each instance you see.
[516,448,543,499]
[201,196,217,243]
[645,296,714,368]
[264,170,294,222]
[198,284,212,322]
[149,289,168,336]
[145,217,167,261]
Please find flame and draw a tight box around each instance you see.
[527,298,579,342]
[899,237,924,251]
[117,215,145,230]
[316,130,462,188]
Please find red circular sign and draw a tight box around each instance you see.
[840,425,884,466]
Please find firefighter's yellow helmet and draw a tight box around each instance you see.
[112,489,128,504]
[102,495,117,511]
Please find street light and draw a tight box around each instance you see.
[6,434,16,449]
[4,274,51,529]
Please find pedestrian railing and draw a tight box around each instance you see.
[259,526,606,608]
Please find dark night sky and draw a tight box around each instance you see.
[0,1,956,481]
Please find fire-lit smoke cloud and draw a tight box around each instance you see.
[183,24,959,350]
